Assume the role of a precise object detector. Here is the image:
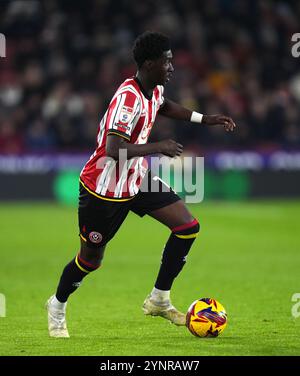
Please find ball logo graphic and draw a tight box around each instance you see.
[186,297,227,337]
[89,231,102,244]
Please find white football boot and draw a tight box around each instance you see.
[46,295,70,338]
[142,295,186,326]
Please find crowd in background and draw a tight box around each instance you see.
[0,0,300,154]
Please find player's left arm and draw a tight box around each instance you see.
[158,98,236,132]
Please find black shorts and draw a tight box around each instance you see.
[78,172,181,247]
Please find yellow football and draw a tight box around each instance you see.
[186,298,227,338]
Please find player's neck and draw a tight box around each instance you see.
[135,72,155,98]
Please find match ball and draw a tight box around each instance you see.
[186,298,227,338]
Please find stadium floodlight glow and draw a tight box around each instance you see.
[0,33,6,58]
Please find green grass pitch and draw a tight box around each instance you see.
[1,200,300,356]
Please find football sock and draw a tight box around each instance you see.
[55,254,100,303]
[154,219,200,291]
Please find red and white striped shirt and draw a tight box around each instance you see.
[80,77,165,200]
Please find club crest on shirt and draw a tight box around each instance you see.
[89,231,103,244]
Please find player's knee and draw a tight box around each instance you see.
[76,253,101,273]
[79,243,106,270]
[172,218,200,239]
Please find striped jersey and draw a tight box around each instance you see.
[80,77,165,200]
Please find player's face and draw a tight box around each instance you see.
[152,50,174,85]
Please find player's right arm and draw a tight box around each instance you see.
[106,135,183,159]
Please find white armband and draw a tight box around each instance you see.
[190,111,203,124]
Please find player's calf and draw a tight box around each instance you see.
[55,245,105,303]
[154,218,200,291]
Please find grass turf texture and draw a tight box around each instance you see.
[0,200,300,356]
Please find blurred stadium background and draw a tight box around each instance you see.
[0,0,300,203]
[1,0,300,357]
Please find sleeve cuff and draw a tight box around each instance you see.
[107,130,131,141]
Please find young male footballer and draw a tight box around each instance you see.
[46,31,236,337]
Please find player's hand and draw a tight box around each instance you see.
[158,139,183,157]
[202,114,236,132]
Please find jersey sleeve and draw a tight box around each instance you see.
[107,91,140,141]
[157,85,165,108]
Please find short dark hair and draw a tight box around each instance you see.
[132,31,171,68]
